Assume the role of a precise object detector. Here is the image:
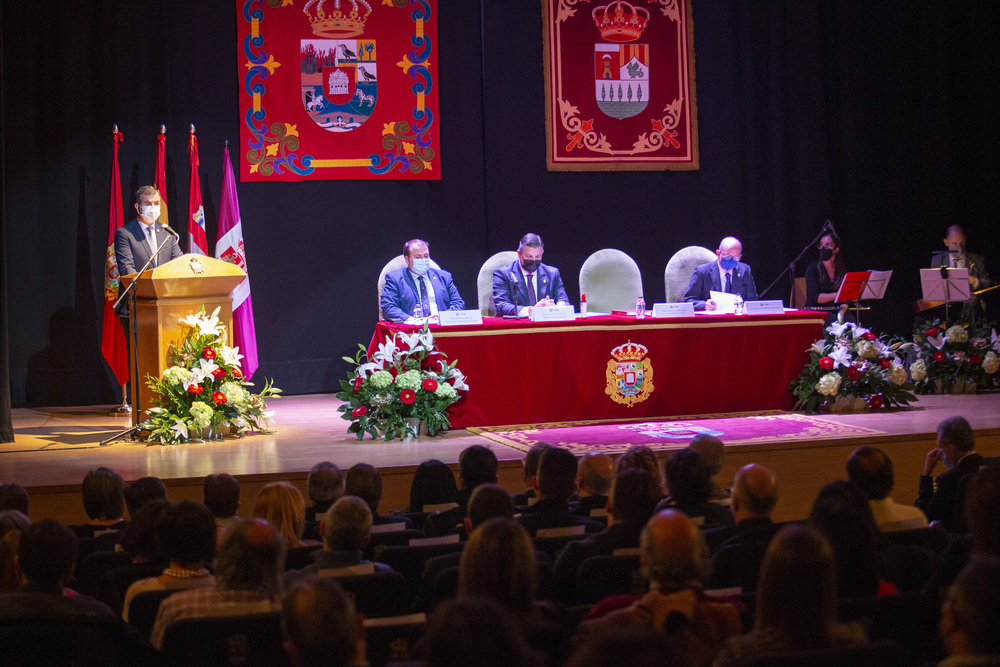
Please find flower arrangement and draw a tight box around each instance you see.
[141,307,281,444]
[336,325,468,440]
[910,319,999,393]
[790,320,916,413]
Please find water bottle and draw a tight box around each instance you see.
[635,296,646,319]
[413,301,424,320]
[734,294,744,315]
[580,293,588,318]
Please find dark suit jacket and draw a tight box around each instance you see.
[930,250,991,287]
[915,452,984,531]
[570,495,609,519]
[515,498,604,536]
[492,261,570,317]
[113,218,183,315]
[380,266,465,322]
[704,518,781,591]
[683,260,758,311]
[552,521,644,581]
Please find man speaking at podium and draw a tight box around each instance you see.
[381,239,465,323]
[114,186,183,278]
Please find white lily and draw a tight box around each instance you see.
[852,325,871,340]
[170,419,190,441]
[220,345,244,367]
[829,344,853,369]
[374,336,397,363]
[810,342,826,355]
[358,359,385,377]
[827,321,850,338]
[448,365,469,391]
[926,334,945,350]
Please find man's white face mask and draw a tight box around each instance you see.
[140,205,161,222]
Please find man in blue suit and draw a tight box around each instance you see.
[380,239,465,323]
[492,233,570,317]
[683,236,758,311]
[114,185,183,313]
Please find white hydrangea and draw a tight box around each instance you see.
[945,325,969,344]
[220,381,247,407]
[857,341,878,359]
[910,358,927,382]
[816,372,842,397]
[434,382,458,401]
[369,370,393,389]
[984,352,1000,375]
[189,401,214,428]
[395,369,422,391]
[163,366,189,386]
[889,362,908,386]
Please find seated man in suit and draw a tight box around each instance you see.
[492,233,570,317]
[516,447,604,536]
[683,236,758,311]
[917,416,983,532]
[380,239,464,323]
[930,225,993,323]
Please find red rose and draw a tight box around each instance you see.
[933,351,946,362]
[202,346,217,360]
[400,389,416,405]
[232,368,243,379]
[352,406,368,418]
[353,376,364,392]
[187,384,204,394]
[877,358,891,369]
[846,366,860,380]
[422,378,439,391]
[971,354,982,364]
[868,395,884,409]
[861,332,877,341]
[925,327,939,337]
[212,391,227,405]
[212,368,226,379]
[819,357,834,370]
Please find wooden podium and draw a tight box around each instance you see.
[120,254,246,426]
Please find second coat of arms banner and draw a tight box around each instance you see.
[542,0,698,171]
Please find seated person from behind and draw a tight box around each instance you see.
[344,463,414,529]
[492,233,570,317]
[683,236,757,311]
[656,449,734,529]
[380,238,464,323]
[516,447,604,536]
[846,446,927,532]
[571,452,615,519]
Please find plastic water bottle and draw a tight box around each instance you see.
[733,294,744,315]
[636,296,646,319]
[413,302,424,320]
[580,293,588,318]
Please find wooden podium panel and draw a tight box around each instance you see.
[120,254,246,426]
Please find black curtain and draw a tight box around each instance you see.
[2,1,998,407]
[0,2,13,440]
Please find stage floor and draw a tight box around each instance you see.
[4,392,999,524]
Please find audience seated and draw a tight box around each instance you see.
[0,510,30,595]
[517,447,604,536]
[122,500,216,621]
[512,442,552,507]
[70,467,128,542]
[345,463,414,528]
[713,524,866,665]
[305,462,344,523]
[281,576,365,667]
[578,510,741,667]
[939,557,1000,665]
[408,459,459,513]
[150,517,285,649]
[916,415,982,532]
[285,496,392,588]
[553,468,660,583]
[657,449,734,529]
[203,473,241,541]
[570,453,615,519]
[423,445,498,537]
[566,626,681,667]
[847,446,928,531]
[0,482,30,516]
[613,445,666,498]
[96,499,170,613]
[420,596,536,667]
[688,434,731,502]
[252,481,317,550]
[704,464,780,592]
[123,476,167,519]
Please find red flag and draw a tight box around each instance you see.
[101,127,128,385]
[188,126,208,255]
[216,145,258,379]
[154,125,170,229]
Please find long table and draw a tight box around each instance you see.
[369,311,827,428]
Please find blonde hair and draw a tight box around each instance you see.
[251,482,306,549]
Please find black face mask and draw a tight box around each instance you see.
[819,247,834,261]
[521,259,542,272]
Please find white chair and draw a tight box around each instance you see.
[477,251,518,316]
[377,255,441,320]
[579,249,643,314]
[664,246,716,303]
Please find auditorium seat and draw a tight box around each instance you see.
[284,544,322,571]
[739,639,906,667]
[578,248,643,314]
[158,611,287,667]
[74,549,132,596]
[838,592,943,665]
[364,613,426,667]
[574,554,644,604]
[476,251,518,316]
[0,615,154,666]
[364,529,427,561]
[880,526,949,553]
[664,245,716,302]
[376,542,465,593]
[326,570,411,618]
[377,255,441,320]
[127,588,179,640]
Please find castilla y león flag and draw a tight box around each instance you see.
[188,126,208,256]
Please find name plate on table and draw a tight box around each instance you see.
[743,300,785,315]
[530,305,576,322]
[652,302,695,318]
[438,309,483,326]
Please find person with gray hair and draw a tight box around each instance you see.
[917,416,982,531]
[150,517,285,649]
[284,496,392,588]
[492,232,570,317]
[687,434,730,501]
[577,510,741,667]
[572,452,615,519]
[305,462,344,522]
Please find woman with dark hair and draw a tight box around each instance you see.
[614,445,666,498]
[713,525,865,665]
[805,233,847,308]
[657,450,733,529]
[408,459,458,512]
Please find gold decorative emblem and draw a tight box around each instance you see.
[605,341,654,407]
[188,257,205,275]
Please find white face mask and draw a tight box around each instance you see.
[411,258,431,275]
[140,204,160,222]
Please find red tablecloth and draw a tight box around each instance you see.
[369,312,827,428]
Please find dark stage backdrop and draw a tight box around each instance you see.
[2,1,998,406]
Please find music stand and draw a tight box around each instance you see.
[834,270,893,325]
[920,268,970,323]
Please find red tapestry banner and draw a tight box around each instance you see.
[543,0,698,171]
[238,0,439,181]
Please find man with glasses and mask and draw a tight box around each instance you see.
[683,236,758,311]
[381,239,464,323]
[930,225,992,323]
[492,233,570,317]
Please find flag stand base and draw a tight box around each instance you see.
[100,425,142,447]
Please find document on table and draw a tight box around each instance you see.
[708,290,738,314]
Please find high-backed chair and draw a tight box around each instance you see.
[664,246,716,302]
[159,612,286,666]
[477,251,518,316]
[378,255,441,320]
[578,249,643,314]
[790,277,807,308]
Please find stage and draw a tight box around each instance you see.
[3,393,999,525]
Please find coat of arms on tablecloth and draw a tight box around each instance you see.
[606,341,654,406]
